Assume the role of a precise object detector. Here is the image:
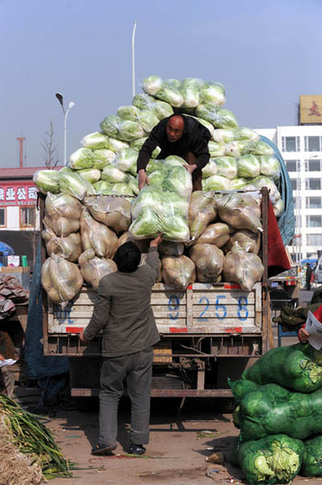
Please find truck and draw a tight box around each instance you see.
[41,188,270,400]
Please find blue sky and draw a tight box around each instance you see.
[1,0,322,168]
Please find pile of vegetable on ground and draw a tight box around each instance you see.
[0,393,72,484]
[33,75,287,304]
[229,343,322,484]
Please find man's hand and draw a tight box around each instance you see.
[150,234,163,248]
[138,170,149,190]
[0,353,5,362]
[79,331,89,345]
[298,327,309,343]
[183,163,197,175]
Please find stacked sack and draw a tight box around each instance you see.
[229,343,322,484]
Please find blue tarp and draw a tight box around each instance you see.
[0,241,15,256]
[260,135,295,246]
[25,239,69,380]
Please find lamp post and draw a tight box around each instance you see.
[132,21,138,98]
[55,92,75,165]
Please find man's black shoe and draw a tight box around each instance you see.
[128,444,146,455]
[91,443,117,455]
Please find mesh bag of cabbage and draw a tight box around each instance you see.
[237,434,304,485]
[242,343,322,393]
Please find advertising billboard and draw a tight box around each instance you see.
[300,95,322,124]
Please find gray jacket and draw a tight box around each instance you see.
[83,247,160,357]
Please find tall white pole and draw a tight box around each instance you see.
[63,102,75,166]
[132,21,138,99]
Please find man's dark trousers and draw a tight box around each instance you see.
[98,347,153,447]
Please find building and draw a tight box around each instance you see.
[256,123,322,263]
[0,166,61,269]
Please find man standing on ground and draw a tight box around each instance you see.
[80,235,162,456]
[137,114,211,191]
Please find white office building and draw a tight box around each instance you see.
[256,125,322,263]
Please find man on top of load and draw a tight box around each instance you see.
[137,114,211,191]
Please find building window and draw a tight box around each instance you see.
[304,136,322,152]
[286,160,298,172]
[282,136,300,152]
[307,159,322,171]
[291,179,297,190]
[0,208,6,227]
[306,197,322,209]
[308,179,322,190]
[20,207,36,227]
[306,215,322,227]
[307,234,322,246]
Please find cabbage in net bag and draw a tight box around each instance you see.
[161,255,196,290]
[129,158,192,242]
[223,242,264,291]
[79,249,117,290]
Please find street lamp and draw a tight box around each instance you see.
[55,92,75,165]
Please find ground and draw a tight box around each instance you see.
[14,391,322,485]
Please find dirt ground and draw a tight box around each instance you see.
[14,391,322,485]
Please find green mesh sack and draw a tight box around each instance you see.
[237,434,304,485]
[235,381,322,442]
[242,343,322,393]
[301,435,322,477]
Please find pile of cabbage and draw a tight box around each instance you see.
[229,343,322,484]
[34,74,283,217]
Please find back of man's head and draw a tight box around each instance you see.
[113,241,141,273]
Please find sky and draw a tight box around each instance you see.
[1,0,322,168]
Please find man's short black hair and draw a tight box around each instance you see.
[113,241,141,273]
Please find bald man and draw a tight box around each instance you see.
[137,114,211,191]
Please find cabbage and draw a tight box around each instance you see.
[68,147,97,169]
[208,140,226,157]
[241,140,275,156]
[81,131,110,150]
[33,169,61,194]
[130,137,148,151]
[244,176,281,203]
[260,156,280,178]
[100,115,145,142]
[101,165,128,183]
[92,149,116,170]
[93,180,134,196]
[189,116,215,139]
[229,178,249,190]
[212,129,237,144]
[202,159,218,178]
[212,156,237,180]
[225,140,250,158]
[237,155,261,178]
[127,174,139,195]
[203,174,231,191]
[105,137,129,152]
[224,242,264,291]
[154,81,184,107]
[114,147,138,176]
[199,82,226,106]
[196,104,238,128]
[117,105,141,121]
[273,198,284,218]
[180,78,205,108]
[150,100,173,120]
[137,109,159,133]
[132,93,156,110]
[77,168,101,184]
[59,170,95,200]
[141,75,163,95]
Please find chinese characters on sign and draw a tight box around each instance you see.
[0,183,38,206]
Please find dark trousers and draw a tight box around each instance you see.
[98,347,153,447]
[187,152,202,191]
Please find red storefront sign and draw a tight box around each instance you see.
[0,182,38,206]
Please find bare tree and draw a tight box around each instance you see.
[41,120,60,168]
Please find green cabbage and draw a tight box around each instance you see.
[92,149,116,170]
[241,140,275,156]
[101,165,128,183]
[237,155,261,178]
[203,174,231,191]
[137,109,159,133]
[115,147,138,176]
[59,170,95,200]
[105,137,129,152]
[81,131,109,149]
[93,180,134,196]
[77,168,101,184]
[208,140,226,157]
[68,147,97,169]
[196,105,238,128]
[212,156,237,180]
[225,140,251,158]
[33,169,61,195]
[100,115,145,142]
[150,99,173,120]
[180,78,205,108]
[199,82,226,106]
[202,160,219,178]
[141,75,163,95]
[132,93,156,110]
[117,105,141,121]
[154,80,184,107]
[260,156,280,177]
